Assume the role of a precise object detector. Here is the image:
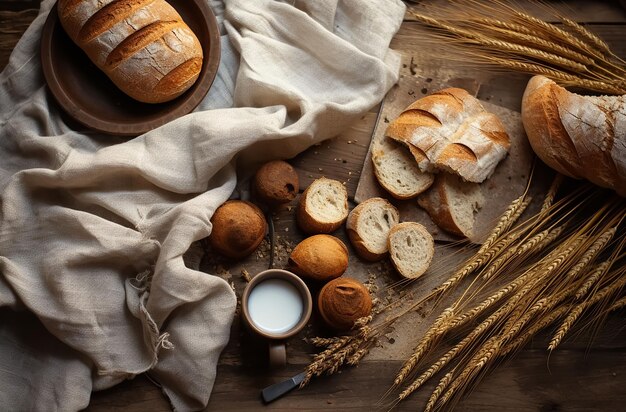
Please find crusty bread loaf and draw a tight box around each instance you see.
[297,177,348,234]
[418,173,484,239]
[317,277,372,330]
[385,88,511,183]
[372,138,434,199]
[288,235,349,282]
[209,200,267,259]
[521,75,626,196]
[58,0,203,103]
[388,222,434,279]
[346,197,399,261]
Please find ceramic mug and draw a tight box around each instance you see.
[241,269,312,368]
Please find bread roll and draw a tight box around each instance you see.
[253,160,299,207]
[388,222,434,279]
[385,88,510,183]
[297,177,348,234]
[317,278,372,331]
[346,197,399,261]
[57,0,203,103]
[521,75,626,196]
[418,173,484,239]
[209,200,267,259]
[288,235,349,282]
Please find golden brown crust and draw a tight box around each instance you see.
[345,197,399,262]
[296,178,348,234]
[209,200,267,259]
[317,277,372,330]
[58,0,203,104]
[417,176,464,238]
[253,160,300,207]
[288,235,349,282]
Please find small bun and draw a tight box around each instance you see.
[297,177,348,234]
[253,160,300,207]
[289,235,348,282]
[209,200,267,259]
[318,277,372,330]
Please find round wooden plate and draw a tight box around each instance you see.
[40,0,221,136]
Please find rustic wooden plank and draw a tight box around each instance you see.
[0,0,40,12]
[404,0,626,23]
[0,9,38,70]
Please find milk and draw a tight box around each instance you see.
[248,279,304,334]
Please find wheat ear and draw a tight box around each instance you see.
[424,369,456,412]
[549,273,626,351]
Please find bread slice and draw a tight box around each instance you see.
[388,222,434,279]
[297,177,349,234]
[418,173,484,238]
[372,138,434,199]
[346,197,400,261]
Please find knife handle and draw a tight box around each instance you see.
[261,372,306,403]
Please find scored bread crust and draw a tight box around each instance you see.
[522,75,626,196]
[297,177,349,234]
[58,0,203,104]
[417,173,484,239]
[346,197,399,262]
[385,88,510,183]
[387,222,434,279]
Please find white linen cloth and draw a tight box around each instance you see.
[0,0,405,410]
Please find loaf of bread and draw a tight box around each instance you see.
[57,0,203,103]
[288,235,349,282]
[418,173,484,239]
[297,177,349,234]
[521,75,626,196]
[385,88,511,183]
[388,222,434,279]
[209,200,267,259]
[346,197,399,261]
[317,278,372,331]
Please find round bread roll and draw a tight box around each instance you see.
[297,177,348,234]
[289,235,349,282]
[346,197,400,261]
[318,277,372,331]
[209,200,267,259]
[253,160,299,207]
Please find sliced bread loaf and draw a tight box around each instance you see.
[346,197,400,261]
[297,177,349,234]
[418,173,484,239]
[372,138,434,199]
[388,222,434,279]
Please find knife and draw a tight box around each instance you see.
[261,371,307,403]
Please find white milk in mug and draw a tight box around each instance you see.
[247,278,304,334]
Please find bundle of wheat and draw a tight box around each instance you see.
[407,0,625,95]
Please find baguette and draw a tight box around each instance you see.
[297,177,348,234]
[58,0,203,103]
[346,197,399,261]
[417,173,484,239]
[521,75,626,196]
[385,88,510,183]
[388,222,434,279]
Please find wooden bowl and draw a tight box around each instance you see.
[40,0,221,136]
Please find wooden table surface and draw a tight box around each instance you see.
[2,1,625,411]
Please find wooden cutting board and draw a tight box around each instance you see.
[355,63,534,244]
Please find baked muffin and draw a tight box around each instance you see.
[209,200,267,259]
